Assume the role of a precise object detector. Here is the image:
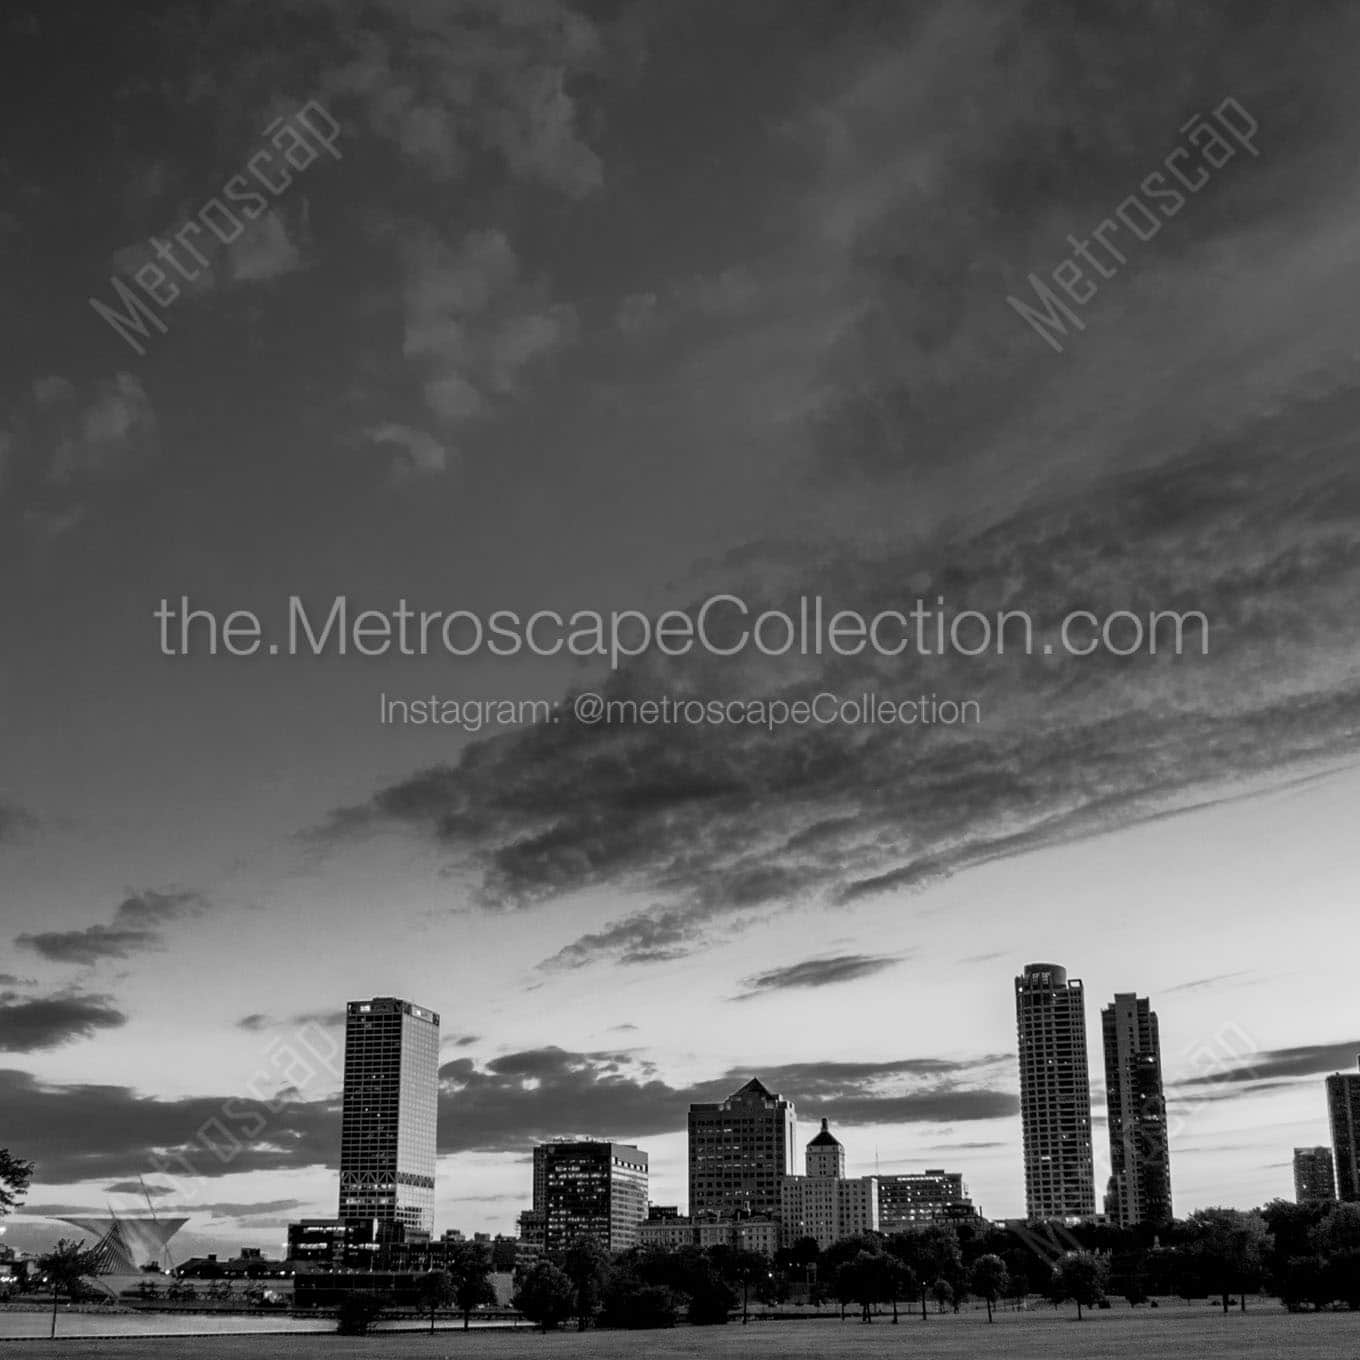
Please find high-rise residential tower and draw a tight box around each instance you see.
[1015,962,1096,1221]
[688,1077,797,1220]
[1327,1056,1360,1202]
[1294,1146,1337,1204]
[537,1140,649,1254]
[338,996,440,1235]
[1102,993,1172,1227]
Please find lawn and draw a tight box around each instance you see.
[3,1307,1359,1360]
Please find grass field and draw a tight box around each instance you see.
[2,1308,1359,1360]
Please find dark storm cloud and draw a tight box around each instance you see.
[15,890,206,964]
[317,386,1360,968]
[435,1047,1015,1153]
[0,993,127,1052]
[1175,1040,1360,1091]
[0,1068,338,1183]
[5,1045,1011,1180]
[733,953,904,999]
[802,1,1360,481]
[104,1181,173,1197]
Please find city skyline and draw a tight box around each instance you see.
[5,0,1360,1265]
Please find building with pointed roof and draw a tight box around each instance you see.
[687,1077,797,1220]
[779,1117,877,1250]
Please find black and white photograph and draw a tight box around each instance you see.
[2,2,1360,1355]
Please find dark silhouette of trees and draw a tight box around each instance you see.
[448,1241,497,1327]
[36,1239,102,1340]
[970,1253,1009,1322]
[0,1149,33,1217]
[1182,1207,1270,1313]
[513,1261,576,1332]
[562,1237,613,1331]
[1051,1250,1108,1320]
[415,1270,453,1333]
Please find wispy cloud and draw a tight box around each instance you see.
[15,889,206,965]
[733,952,905,1000]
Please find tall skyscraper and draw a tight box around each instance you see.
[1327,1056,1360,1203]
[1015,962,1096,1221]
[338,996,440,1236]
[1102,993,1172,1227]
[688,1077,797,1219]
[1294,1146,1337,1204]
[537,1140,649,1254]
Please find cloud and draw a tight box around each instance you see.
[3,1044,1011,1180]
[235,1008,346,1033]
[366,423,449,480]
[0,799,38,843]
[0,1068,338,1184]
[0,992,128,1052]
[393,225,579,451]
[1,374,158,527]
[104,1181,174,1197]
[1163,971,1255,994]
[1175,1040,1360,1091]
[15,889,205,965]
[314,384,1360,968]
[434,1047,1015,1153]
[733,953,905,999]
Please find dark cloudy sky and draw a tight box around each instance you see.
[3,0,1360,1256]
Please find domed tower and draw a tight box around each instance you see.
[806,1118,845,1179]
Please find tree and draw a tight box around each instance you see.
[561,1237,613,1331]
[709,1246,766,1324]
[930,1276,954,1313]
[1051,1250,1108,1320]
[835,1250,890,1323]
[1183,1208,1271,1313]
[971,1254,1010,1323]
[415,1270,454,1334]
[513,1261,576,1332]
[448,1241,496,1328]
[685,1263,738,1325]
[36,1240,103,1340]
[0,1149,34,1216]
[336,1291,388,1335]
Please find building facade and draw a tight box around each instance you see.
[688,1077,797,1220]
[1015,962,1096,1221]
[778,1119,878,1251]
[1293,1146,1337,1205]
[877,1170,973,1231]
[538,1140,649,1254]
[338,997,440,1235]
[1102,993,1172,1227]
[1327,1057,1360,1203]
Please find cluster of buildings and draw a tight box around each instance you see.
[276,977,1360,1280]
[512,1082,976,1261]
[1292,1055,1360,1206]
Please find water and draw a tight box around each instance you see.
[0,1312,519,1339]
